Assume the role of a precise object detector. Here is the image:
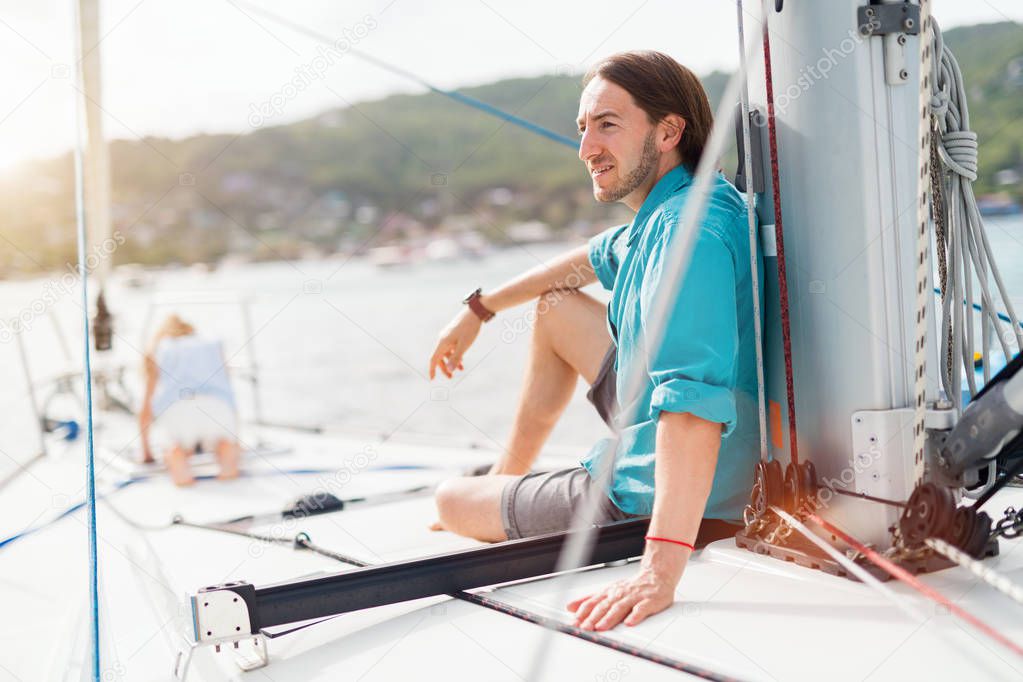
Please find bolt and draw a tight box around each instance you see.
[904,18,915,30]
[897,34,907,46]
[899,69,909,80]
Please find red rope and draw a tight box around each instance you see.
[809,512,1023,658]
[762,23,801,476]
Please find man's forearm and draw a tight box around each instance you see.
[479,243,596,313]
[644,411,721,583]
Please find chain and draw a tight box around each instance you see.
[993,506,1023,540]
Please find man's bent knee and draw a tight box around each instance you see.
[434,475,511,542]
[532,288,586,334]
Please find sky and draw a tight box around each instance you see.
[0,0,1020,171]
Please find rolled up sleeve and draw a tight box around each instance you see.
[587,224,629,291]
[640,222,739,435]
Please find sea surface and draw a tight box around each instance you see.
[0,239,610,480]
[2,216,1023,480]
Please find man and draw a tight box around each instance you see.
[428,51,761,631]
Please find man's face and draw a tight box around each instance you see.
[577,76,660,208]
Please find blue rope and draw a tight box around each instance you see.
[432,89,577,149]
[71,64,101,682]
[934,287,1023,329]
[235,1,578,150]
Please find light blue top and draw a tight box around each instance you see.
[582,164,763,521]
[151,335,236,417]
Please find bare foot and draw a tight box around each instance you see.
[165,446,195,486]
[215,439,240,480]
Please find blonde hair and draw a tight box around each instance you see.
[144,314,195,376]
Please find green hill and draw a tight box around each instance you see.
[0,21,1019,273]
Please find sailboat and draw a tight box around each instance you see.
[4,1,1023,680]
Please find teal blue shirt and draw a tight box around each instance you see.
[582,165,763,522]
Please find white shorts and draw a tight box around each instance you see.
[152,396,238,453]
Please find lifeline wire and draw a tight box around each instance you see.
[71,0,101,676]
[809,512,1023,658]
[524,17,768,681]
[232,0,578,150]
[0,465,438,550]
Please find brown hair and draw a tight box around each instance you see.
[583,51,713,170]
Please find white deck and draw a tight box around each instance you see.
[2,422,1022,681]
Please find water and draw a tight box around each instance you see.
[2,217,1023,480]
[0,240,609,479]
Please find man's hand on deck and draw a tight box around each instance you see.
[429,309,480,379]
[567,551,684,630]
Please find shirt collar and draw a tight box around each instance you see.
[626,164,693,246]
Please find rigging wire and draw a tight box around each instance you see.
[735,0,769,465]
[70,0,101,677]
[808,512,1023,659]
[232,0,578,150]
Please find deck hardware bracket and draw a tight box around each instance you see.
[190,582,259,643]
[857,3,921,86]
[856,3,921,38]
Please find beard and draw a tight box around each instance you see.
[594,131,659,203]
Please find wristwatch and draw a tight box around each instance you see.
[463,287,495,322]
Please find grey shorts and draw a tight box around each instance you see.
[585,343,618,429]
[501,466,636,540]
[501,344,635,540]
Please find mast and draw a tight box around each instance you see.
[78,0,114,351]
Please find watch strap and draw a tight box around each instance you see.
[465,289,495,322]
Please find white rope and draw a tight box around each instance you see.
[770,507,926,622]
[924,536,1023,606]
[931,19,1023,410]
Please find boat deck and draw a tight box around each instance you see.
[3,422,1022,681]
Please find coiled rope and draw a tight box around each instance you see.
[930,20,1023,409]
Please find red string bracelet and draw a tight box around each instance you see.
[645,535,695,551]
